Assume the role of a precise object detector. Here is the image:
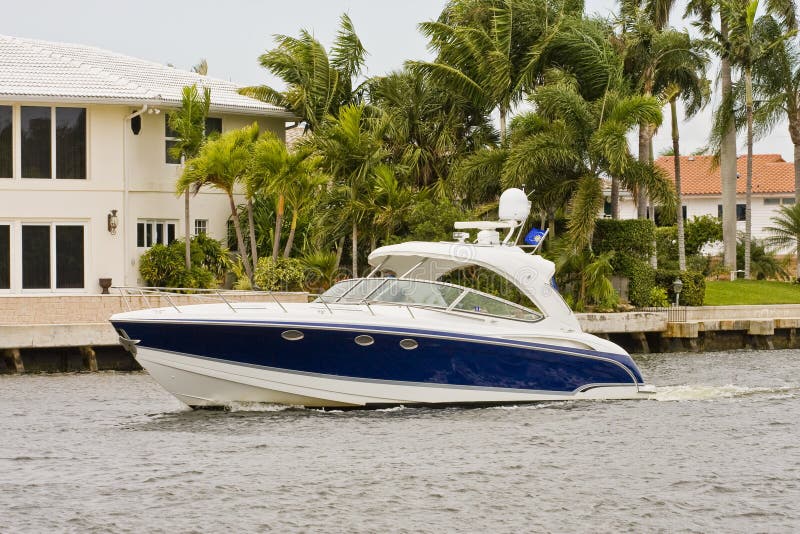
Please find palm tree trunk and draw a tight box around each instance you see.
[272,194,285,259]
[247,198,258,267]
[334,236,345,270]
[794,138,800,280]
[228,192,253,283]
[611,177,620,219]
[720,20,739,273]
[283,210,298,258]
[499,106,507,144]
[672,98,686,272]
[351,222,358,277]
[744,69,754,279]
[637,124,649,219]
[184,190,191,270]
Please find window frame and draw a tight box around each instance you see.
[136,219,178,248]
[164,114,181,165]
[194,219,208,236]
[0,105,12,179]
[17,105,88,180]
[0,222,11,292]
[19,221,87,293]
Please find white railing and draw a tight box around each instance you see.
[113,286,298,314]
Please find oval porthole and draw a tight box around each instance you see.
[281,330,304,341]
[399,338,418,350]
[354,335,374,347]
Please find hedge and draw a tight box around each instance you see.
[593,219,657,306]
[593,218,655,258]
[654,269,705,306]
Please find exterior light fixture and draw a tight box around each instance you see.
[673,278,683,307]
[108,210,119,235]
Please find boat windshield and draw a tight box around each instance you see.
[316,278,543,322]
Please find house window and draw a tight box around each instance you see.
[21,106,51,178]
[56,107,86,179]
[55,226,84,288]
[205,118,222,136]
[783,198,795,205]
[764,198,781,206]
[21,224,84,289]
[718,204,747,221]
[194,219,208,236]
[0,106,11,178]
[165,115,181,164]
[0,224,9,289]
[20,106,86,179]
[226,219,237,251]
[137,220,177,247]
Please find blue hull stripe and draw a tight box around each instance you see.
[113,320,643,393]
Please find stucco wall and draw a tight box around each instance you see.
[0,100,287,293]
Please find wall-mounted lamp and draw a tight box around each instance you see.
[108,210,119,235]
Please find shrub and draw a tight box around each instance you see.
[615,255,656,306]
[138,236,227,289]
[593,219,655,258]
[655,226,678,268]
[654,269,705,306]
[649,286,669,307]
[253,257,306,291]
[685,215,722,255]
[402,199,469,242]
[736,238,790,280]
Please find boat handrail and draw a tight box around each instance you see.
[111,281,543,323]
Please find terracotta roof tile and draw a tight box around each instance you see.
[655,154,795,195]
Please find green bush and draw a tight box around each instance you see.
[654,269,705,306]
[253,257,306,291]
[685,215,722,255]
[593,219,655,258]
[615,255,656,306]
[402,199,469,242]
[655,226,678,268]
[649,286,669,307]
[138,236,228,289]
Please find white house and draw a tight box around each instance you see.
[0,35,294,294]
[611,154,796,241]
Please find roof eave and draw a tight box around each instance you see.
[0,93,298,119]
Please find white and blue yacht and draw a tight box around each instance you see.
[110,189,654,408]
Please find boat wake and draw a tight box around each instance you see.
[224,401,305,412]
[654,384,799,401]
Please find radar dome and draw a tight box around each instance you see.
[498,188,531,222]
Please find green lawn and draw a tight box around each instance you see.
[704,280,800,305]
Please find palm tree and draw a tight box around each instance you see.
[369,68,495,188]
[168,85,211,271]
[750,15,800,204]
[701,0,792,278]
[763,203,800,280]
[687,0,739,273]
[239,14,366,131]
[281,160,327,257]
[502,82,674,249]
[178,124,259,283]
[310,104,386,275]
[191,59,208,76]
[409,0,577,142]
[657,34,710,271]
[369,165,419,242]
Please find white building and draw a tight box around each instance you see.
[0,35,293,294]
[611,154,796,240]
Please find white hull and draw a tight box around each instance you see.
[137,348,653,408]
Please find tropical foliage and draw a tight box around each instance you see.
[149,0,800,307]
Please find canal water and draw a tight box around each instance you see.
[1,349,799,533]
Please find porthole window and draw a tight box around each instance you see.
[399,338,418,350]
[281,330,304,341]
[355,335,374,346]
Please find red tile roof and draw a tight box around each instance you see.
[655,154,795,195]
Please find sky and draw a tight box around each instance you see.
[0,0,793,161]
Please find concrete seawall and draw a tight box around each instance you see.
[2,297,800,373]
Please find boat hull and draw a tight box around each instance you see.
[114,319,652,408]
[136,348,650,408]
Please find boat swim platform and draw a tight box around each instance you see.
[2,297,800,373]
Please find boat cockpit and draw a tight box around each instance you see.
[315,277,544,323]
